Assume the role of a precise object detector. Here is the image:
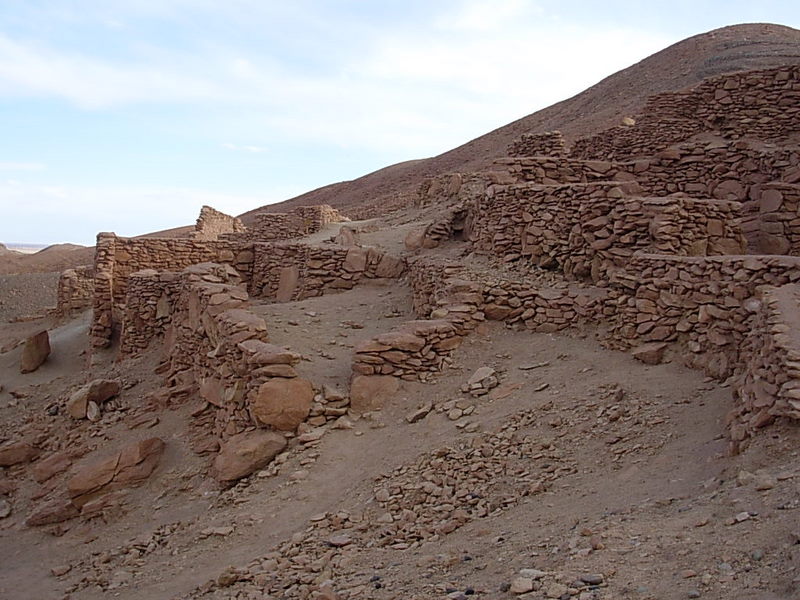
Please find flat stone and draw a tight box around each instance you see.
[214,430,287,483]
[632,342,668,365]
[0,441,39,467]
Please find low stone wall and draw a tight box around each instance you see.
[729,284,800,450]
[507,131,567,157]
[416,172,508,210]
[191,205,246,241]
[90,232,254,348]
[249,205,346,241]
[606,253,800,379]
[119,270,182,356]
[750,183,800,255]
[353,320,462,381]
[251,243,405,301]
[467,182,744,281]
[56,265,94,317]
[571,65,800,160]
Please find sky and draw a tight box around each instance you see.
[0,1,799,245]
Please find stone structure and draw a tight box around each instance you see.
[250,243,405,302]
[507,131,567,157]
[191,205,246,241]
[571,65,800,160]
[56,265,94,317]
[247,205,346,242]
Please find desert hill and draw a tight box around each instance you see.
[240,22,800,223]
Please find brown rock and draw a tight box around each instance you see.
[68,438,165,506]
[32,452,73,483]
[276,265,300,303]
[25,494,80,526]
[0,441,39,467]
[632,342,668,365]
[343,247,368,272]
[484,304,512,320]
[240,340,302,366]
[20,330,50,373]
[67,379,121,419]
[213,430,287,483]
[250,378,314,430]
[350,375,400,413]
[404,228,426,250]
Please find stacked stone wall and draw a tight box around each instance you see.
[507,131,567,157]
[191,205,246,241]
[249,205,346,241]
[251,243,405,301]
[119,270,182,355]
[56,265,94,317]
[730,284,800,448]
[90,232,254,348]
[468,183,744,281]
[750,183,800,255]
[571,65,800,160]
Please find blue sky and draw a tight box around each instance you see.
[0,1,798,245]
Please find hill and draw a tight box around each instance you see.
[240,22,800,222]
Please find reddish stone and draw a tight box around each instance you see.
[250,378,314,431]
[213,430,287,483]
[350,375,400,413]
[20,330,50,374]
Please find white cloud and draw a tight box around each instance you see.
[0,5,672,155]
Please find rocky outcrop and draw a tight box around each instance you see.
[20,330,50,373]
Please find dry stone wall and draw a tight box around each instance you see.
[89,232,254,348]
[251,243,405,301]
[191,205,246,241]
[56,265,94,317]
[466,182,744,281]
[730,284,800,449]
[119,270,182,355]
[248,205,346,242]
[571,65,800,160]
[750,183,800,255]
[507,131,567,157]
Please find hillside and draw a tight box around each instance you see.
[240,22,800,222]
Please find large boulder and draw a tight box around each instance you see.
[66,379,122,419]
[25,494,80,527]
[20,330,50,374]
[249,378,314,431]
[213,430,287,483]
[68,438,165,507]
[350,375,400,413]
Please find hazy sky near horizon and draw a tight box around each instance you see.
[1,1,799,245]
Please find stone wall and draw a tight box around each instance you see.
[467,182,744,281]
[248,205,346,241]
[89,232,254,348]
[571,65,800,160]
[730,284,800,450]
[416,172,508,210]
[251,243,405,301]
[191,205,246,241]
[56,265,94,317]
[119,270,182,356]
[605,253,800,380]
[750,183,800,255]
[507,131,567,157]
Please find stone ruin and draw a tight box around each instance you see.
[47,63,800,500]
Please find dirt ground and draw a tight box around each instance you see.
[0,269,798,600]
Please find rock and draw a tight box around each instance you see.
[350,375,400,413]
[343,248,368,272]
[276,266,300,303]
[406,401,432,423]
[467,367,495,386]
[0,441,39,467]
[68,438,165,506]
[580,574,604,585]
[510,577,534,594]
[0,498,10,518]
[754,473,776,491]
[67,379,121,419]
[323,384,347,402]
[249,378,314,431]
[404,228,426,250]
[240,341,302,366]
[32,452,73,483]
[20,330,50,373]
[546,583,568,598]
[50,565,71,577]
[632,342,668,365]
[25,494,80,526]
[327,534,352,547]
